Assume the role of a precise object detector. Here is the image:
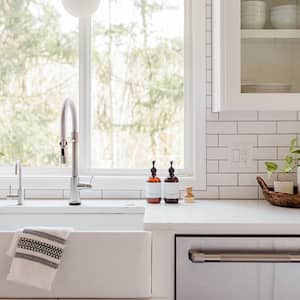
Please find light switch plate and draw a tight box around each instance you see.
[229,146,254,167]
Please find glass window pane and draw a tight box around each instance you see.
[91,0,184,169]
[0,0,78,167]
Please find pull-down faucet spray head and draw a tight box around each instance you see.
[60,139,68,164]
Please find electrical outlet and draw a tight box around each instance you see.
[229,146,253,167]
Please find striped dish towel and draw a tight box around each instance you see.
[6,227,72,291]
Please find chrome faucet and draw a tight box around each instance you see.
[60,98,92,205]
[7,160,24,205]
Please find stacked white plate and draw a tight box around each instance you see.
[241,1,266,29]
[297,5,300,28]
[271,5,297,29]
[256,83,291,93]
[242,83,291,93]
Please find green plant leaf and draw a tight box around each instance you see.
[292,149,300,154]
[265,161,278,178]
[290,138,297,152]
[283,155,294,173]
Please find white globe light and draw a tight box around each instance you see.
[62,0,100,18]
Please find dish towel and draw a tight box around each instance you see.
[6,227,72,291]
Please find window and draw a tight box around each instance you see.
[0,0,78,167]
[0,0,206,190]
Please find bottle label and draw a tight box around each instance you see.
[164,182,180,199]
[145,182,161,198]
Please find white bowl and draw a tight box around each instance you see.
[271,10,296,16]
[271,14,296,29]
[242,19,266,29]
[242,1,266,7]
[272,4,296,12]
[242,5,266,11]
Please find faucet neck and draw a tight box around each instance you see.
[60,98,78,141]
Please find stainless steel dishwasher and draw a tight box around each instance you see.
[176,236,300,300]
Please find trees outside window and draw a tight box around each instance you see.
[0,0,207,191]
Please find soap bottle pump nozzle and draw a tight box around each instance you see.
[151,160,157,178]
[168,160,175,178]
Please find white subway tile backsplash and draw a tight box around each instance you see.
[219,135,257,147]
[238,122,276,134]
[258,135,296,147]
[252,147,277,160]
[277,122,300,134]
[277,147,290,160]
[207,135,218,147]
[238,173,276,186]
[219,160,258,173]
[207,174,237,186]
[259,111,297,121]
[207,161,219,173]
[207,122,237,134]
[207,147,228,160]
[219,187,258,199]
[219,111,257,121]
[194,187,219,200]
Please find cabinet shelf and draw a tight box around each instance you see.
[242,29,300,40]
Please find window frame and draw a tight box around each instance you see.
[0,0,206,192]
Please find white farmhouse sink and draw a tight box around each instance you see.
[0,200,145,230]
[0,200,151,298]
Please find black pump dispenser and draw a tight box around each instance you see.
[151,160,157,178]
[164,161,179,204]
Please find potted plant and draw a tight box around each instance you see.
[265,138,300,194]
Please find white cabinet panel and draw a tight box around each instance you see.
[0,232,151,299]
[213,0,300,111]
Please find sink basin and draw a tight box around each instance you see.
[0,200,145,231]
[0,200,151,298]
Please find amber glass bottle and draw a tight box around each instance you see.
[145,161,161,204]
[164,161,179,204]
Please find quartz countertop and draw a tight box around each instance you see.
[2,199,300,235]
[143,200,300,234]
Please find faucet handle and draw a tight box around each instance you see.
[77,183,92,190]
[77,176,93,190]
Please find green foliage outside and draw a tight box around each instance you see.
[0,0,184,169]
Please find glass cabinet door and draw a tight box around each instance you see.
[241,0,300,94]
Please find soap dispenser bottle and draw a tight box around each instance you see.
[164,161,179,204]
[145,161,161,204]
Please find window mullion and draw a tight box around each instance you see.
[79,17,92,174]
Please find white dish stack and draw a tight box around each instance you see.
[241,1,266,29]
[297,5,300,28]
[271,5,297,29]
[242,82,291,93]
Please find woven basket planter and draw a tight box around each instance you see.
[257,176,300,208]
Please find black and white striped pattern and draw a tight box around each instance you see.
[14,229,66,269]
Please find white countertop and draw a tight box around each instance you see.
[143,200,300,234]
[2,199,300,234]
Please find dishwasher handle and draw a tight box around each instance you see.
[189,249,300,263]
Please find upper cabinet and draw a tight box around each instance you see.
[213,0,300,111]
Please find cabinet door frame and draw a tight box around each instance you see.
[213,0,300,111]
